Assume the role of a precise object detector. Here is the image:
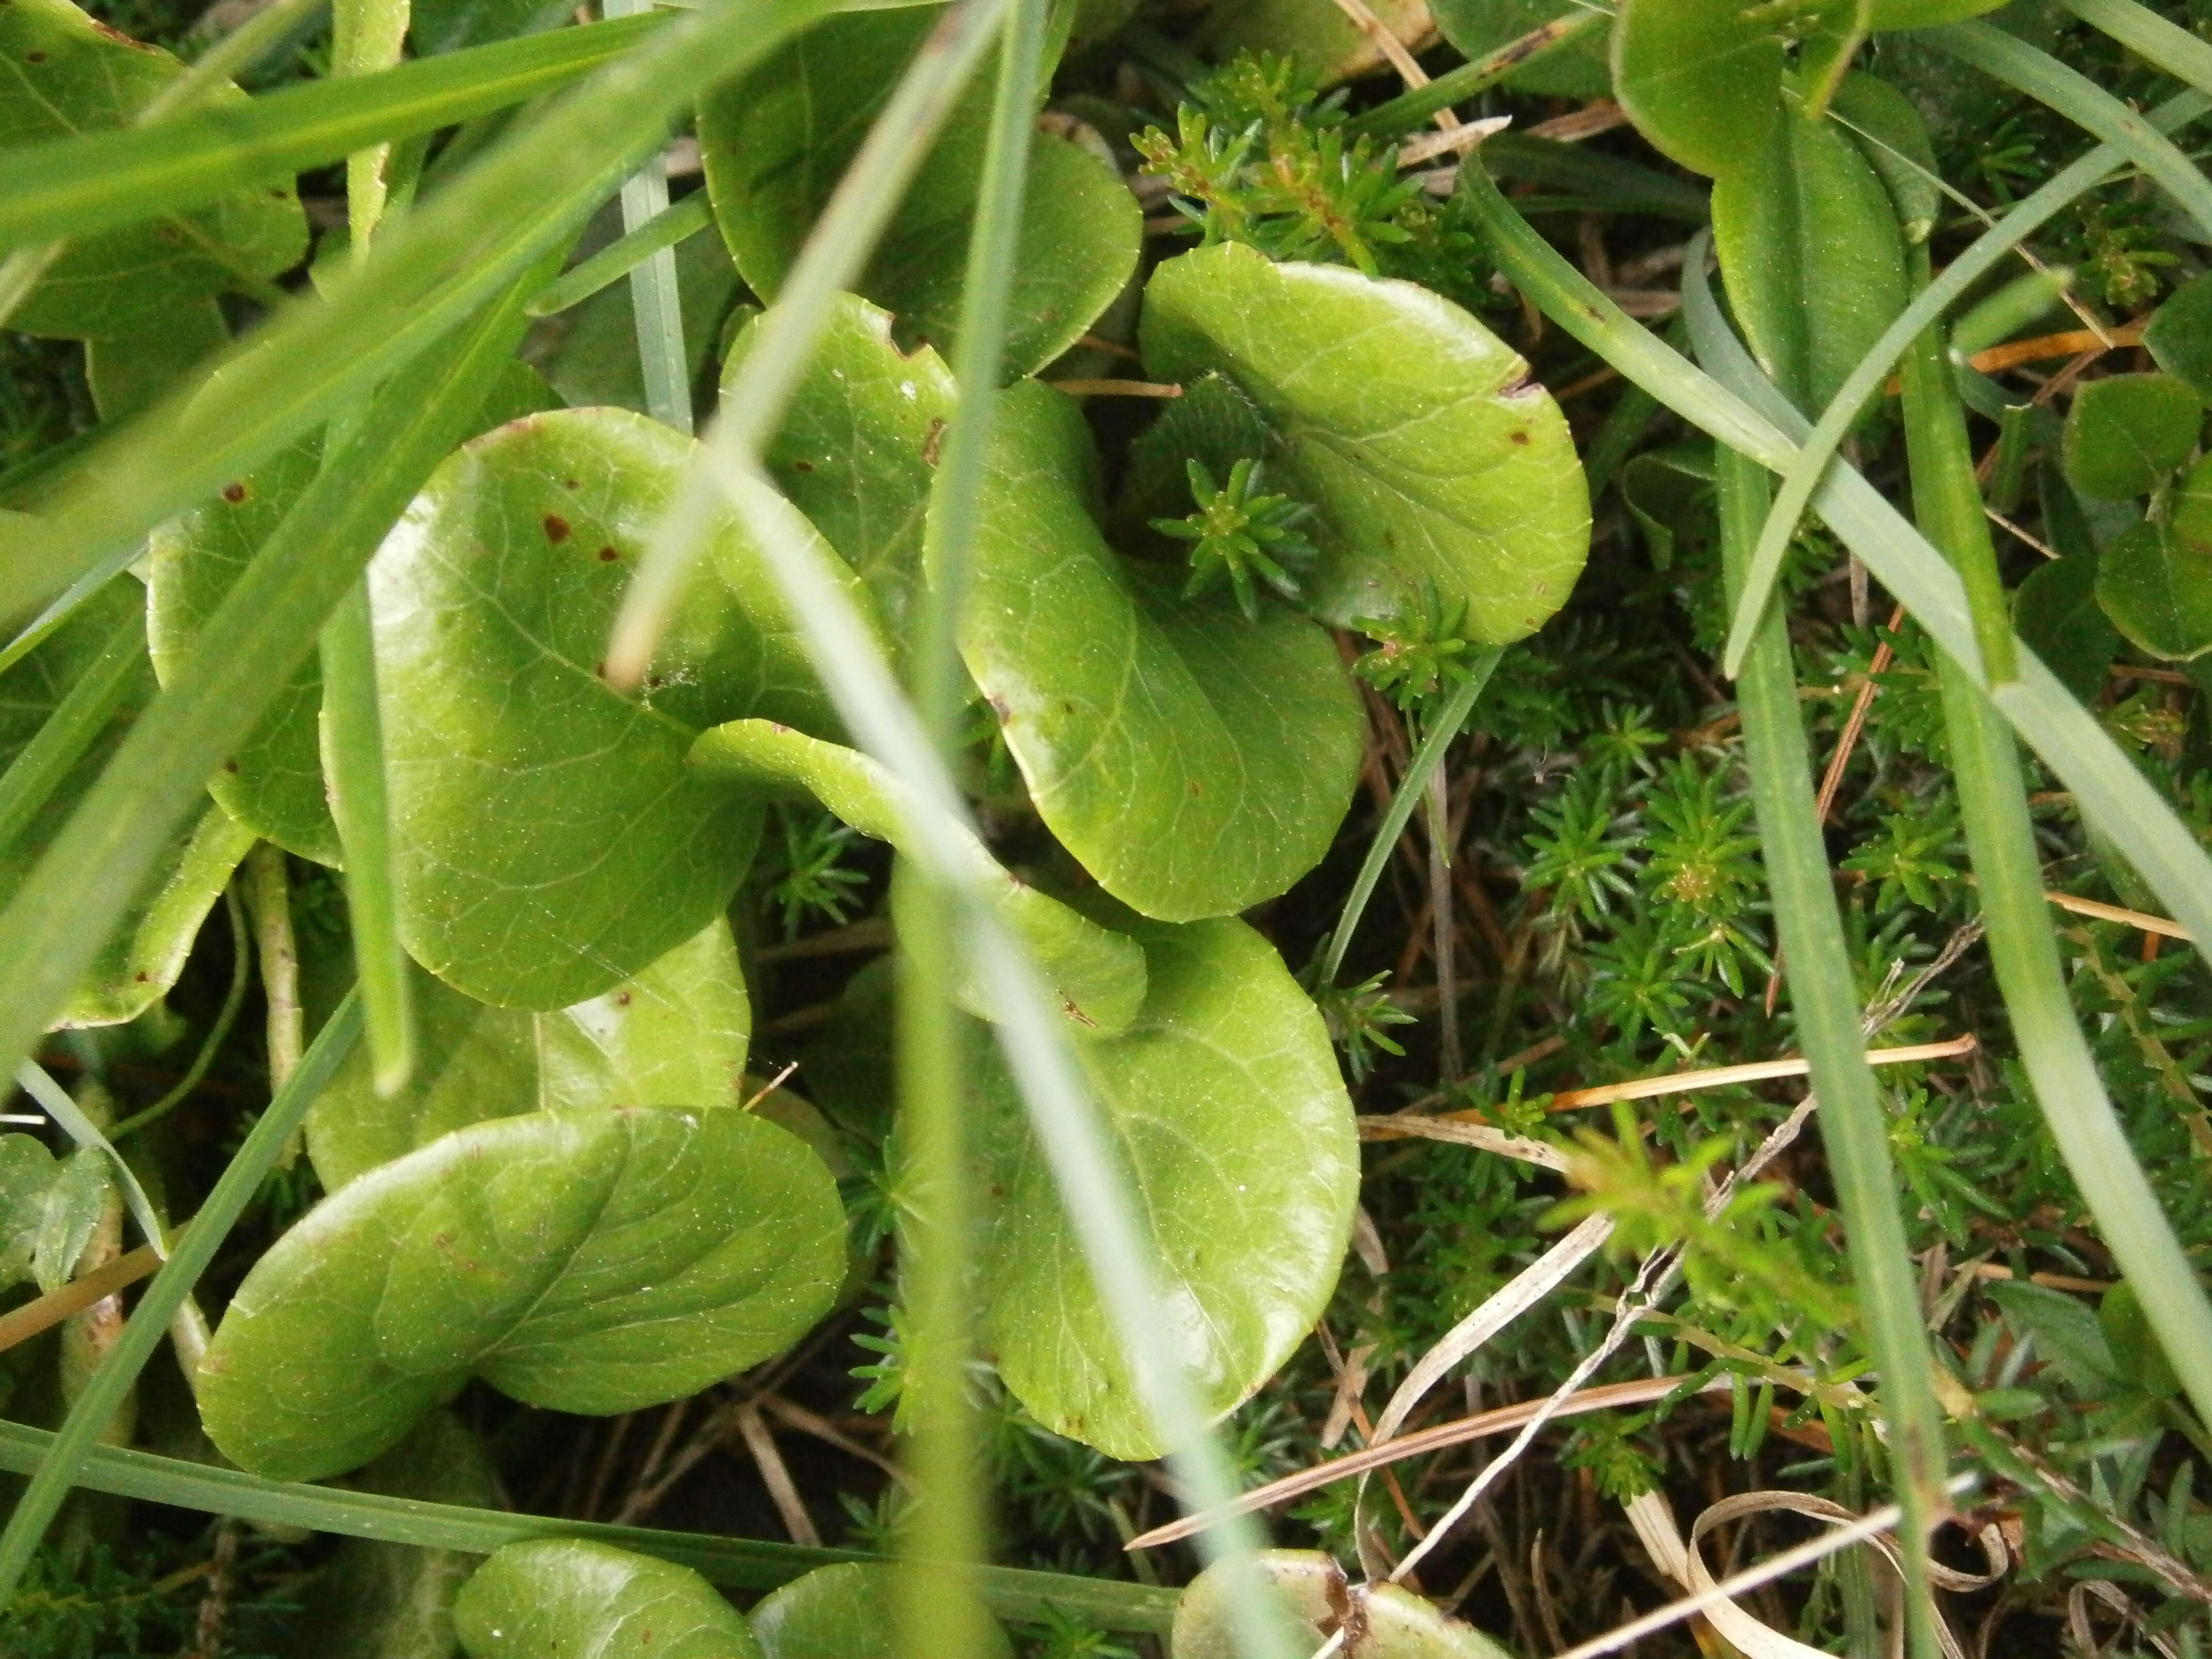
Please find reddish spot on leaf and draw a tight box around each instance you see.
[223,759,239,773]
[1510,429,1531,446]
[614,991,632,1006]
[222,482,247,503]
[543,514,571,544]
[597,546,619,562]
[792,459,815,474]
[563,478,579,491]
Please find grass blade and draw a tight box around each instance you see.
[524,193,713,317]
[0,16,662,250]
[1927,21,2212,242]
[14,1062,170,1264]
[0,0,841,627]
[604,0,693,434]
[1711,425,1947,1659]
[1459,161,2212,954]
[606,0,1014,687]
[1343,9,1607,136]
[895,0,1048,1652]
[1896,254,2212,1436]
[0,1419,1181,1629]
[2062,0,2212,96]
[1717,89,2210,679]
[1316,650,1503,993]
[0,608,148,856]
[0,993,363,1608]
[0,265,545,1089]
[319,583,415,1094]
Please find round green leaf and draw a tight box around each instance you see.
[723,294,957,660]
[150,439,342,864]
[750,1564,1013,1659]
[62,799,253,1027]
[370,406,874,1009]
[688,719,1146,1033]
[2062,372,2203,501]
[971,914,1357,1458]
[2013,553,2119,704]
[1711,103,1908,415]
[2146,272,2212,402]
[457,1540,759,1659]
[198,1105,845,1479]
[1613,0,1786,178]
[696,8,1135,379]
[955,379,1363,922]
[1138,242,1590,645]
[2095,519,2212,661]
[0,0,307,340]
[305,917,752,1191]
[1173,1551,1512,1659]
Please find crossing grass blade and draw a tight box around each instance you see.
[1718,89,2210,679]
[1895,255,2212,1437]
[0,994,362,1608]
[1926,21,2212,243]
[0,1418,1181,1629]
[0,265,545,1089]
[1459,161,2212,955]
[0,0,843,629]
[1700,318,1948,1659]
[0,15,661,251]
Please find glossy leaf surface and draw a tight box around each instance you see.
[1140,242,1590,644]
[697,7,1136,378]
[724,295,956,661]
[1613,0,1785,177]
[972,914,1357,1457]
[199,1105,845,1479]
[750,1564,1013,1659]
[457,1539,759,1659]
[2096,521,2212,661]
[956,379,1363,921]
[0,0,306,340]
[149,441,341,865]
[2061,372,2202,500]
[305,918,752,1191]
[368,406,873,1008]
[689,719,1147,1033]
[1710,104,1908,414]
[1173,1551,1512,1659]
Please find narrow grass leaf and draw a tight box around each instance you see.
[0,993,362,1609]
[1719,90,2210,679]
[1459,163,2212,954]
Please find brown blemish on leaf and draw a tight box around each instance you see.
[597,546,619,562]
[921,418,948,466]
[222,482,247,503]
[542,514,571,544]
[223,759,239,773]
[792,459,815,474]
[614,990,632,1006]
[1510,429,1531,445]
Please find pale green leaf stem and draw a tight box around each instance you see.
[0,992,363,1609]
